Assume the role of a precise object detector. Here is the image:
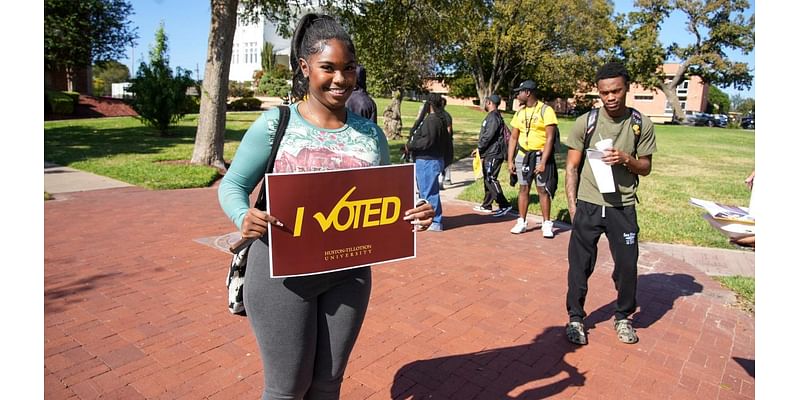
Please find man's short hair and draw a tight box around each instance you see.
[596,62,630,84]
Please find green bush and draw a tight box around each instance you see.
[46,91,75,115]
[183,95,201,114]
[258,73,291,97]
[128,62,195,135]
[228,97,263,111]
[63,91,81,104]
[229,81,254,98]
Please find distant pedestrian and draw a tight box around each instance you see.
[345,64,377,122]
[563,61,657,345]
[472,94,512,215]
[405,93,450,231]
[506,80,558,237]
[439,97,454,189]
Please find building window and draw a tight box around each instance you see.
[634,95,653,102]
[664,100,687,113]
[676,80,689,96]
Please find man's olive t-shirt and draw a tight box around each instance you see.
[565,107,657,207]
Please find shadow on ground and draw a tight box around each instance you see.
[391,326,585,399]
[584,272,704,331]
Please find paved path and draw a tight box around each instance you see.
[44,160,755,399]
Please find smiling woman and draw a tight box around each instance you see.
[216,13,433,400]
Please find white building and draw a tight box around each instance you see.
[229,16,292,83]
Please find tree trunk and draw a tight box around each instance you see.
[662,82,685,122]
[382,90,403,140]
[191,0,239,171]
[663,62,690,123]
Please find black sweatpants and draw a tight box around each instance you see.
[566,200,639,322]
[480,157,511,209]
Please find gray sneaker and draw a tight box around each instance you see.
[614,319,639,344]
[565,321,587,345]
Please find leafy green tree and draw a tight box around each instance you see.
[261,41,276,73]
[45,0,138,92]
[736,97,755,114]
[619,0,754,122]
[92,60,130,96]
[440,0,616,109]
[128,22,195,135]
[706,85,730,114]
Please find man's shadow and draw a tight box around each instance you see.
[584,273,704,330]
[390,326,585,399]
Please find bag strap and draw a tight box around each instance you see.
[254,105,290,211]
[577,108,600,184]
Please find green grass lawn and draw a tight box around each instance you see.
[713,275,755,313]
[45,99,754,248]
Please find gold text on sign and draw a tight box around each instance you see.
[291,186,401,237]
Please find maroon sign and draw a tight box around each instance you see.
[264,164,416,278]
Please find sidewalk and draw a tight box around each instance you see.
[44,160,755,399]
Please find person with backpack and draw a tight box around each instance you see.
[507,80,559,237]
[563,61,657,346]
[472,94,513,215]
[405,93,450,231]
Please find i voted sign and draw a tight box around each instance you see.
[264,164,416,278]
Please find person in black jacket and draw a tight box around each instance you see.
[345,65,378,122]
[405,94,450,231]
[472,94,513,215]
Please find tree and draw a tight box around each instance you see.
[192,0,359,169]
[340,0,449,139]
[93,60,130,96]
[440,0,617,109]
[736,97,755,114]
[261,41,276,73]
[45,0,138,92]
[619,0,754,122]
[128,22,195,135]
[706,85,730,114]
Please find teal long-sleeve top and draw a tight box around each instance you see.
[218,103,390,230]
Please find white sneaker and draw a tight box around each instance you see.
[542,220,554,238]
[510,218,529,234]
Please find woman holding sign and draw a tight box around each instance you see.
[218,14,433,400]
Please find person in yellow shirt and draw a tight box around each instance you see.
[506,80,558,237]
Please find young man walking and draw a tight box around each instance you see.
[563,62,657,345]
[507,80,558,237]
[473,94,512,215]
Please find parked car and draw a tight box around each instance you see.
[740,114,755,129]
[673,111,714,126]
[711,114,728,128]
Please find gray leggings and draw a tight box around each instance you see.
[244,238,372,400]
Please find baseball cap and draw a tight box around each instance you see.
[512,80,537,92]
[486,94,501,106]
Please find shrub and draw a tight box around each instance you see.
[229,80,254,98]
[46,91,75,115]
[228,97,263,111]
[128,62,195,134]
[259,73,291,97]
[63,91,81,104]
[183,95,201,114]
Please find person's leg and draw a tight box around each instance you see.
[535,185,551,221]
[606,205,640,321]
[480,158,493,209]
[487,158,511,208]
[306,268,372,400]
[416,158,443,227]
[244,239,318,399]
[566,201,604,323]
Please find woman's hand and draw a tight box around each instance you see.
[403,201,434,231]
[241,208,284,239]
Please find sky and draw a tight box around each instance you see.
[118,0,756,99]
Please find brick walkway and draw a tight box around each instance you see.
[45,187,755,399]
